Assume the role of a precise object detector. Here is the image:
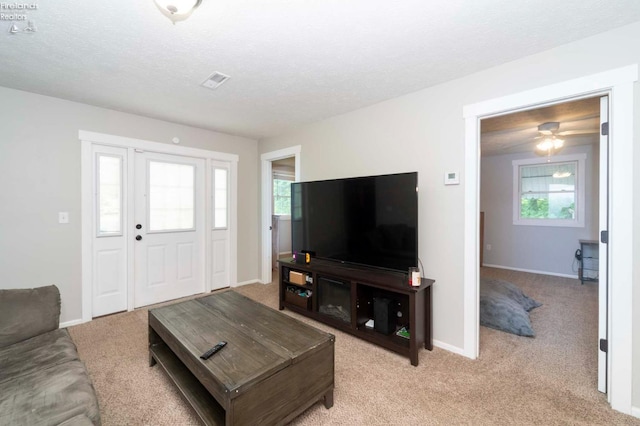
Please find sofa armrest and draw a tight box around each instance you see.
[0,285,61,349]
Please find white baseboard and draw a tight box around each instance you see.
[233,279,263,287]
[482,263,578,280]
[433,339,470,358]
[631,406,640,419]
[60,318,84,328]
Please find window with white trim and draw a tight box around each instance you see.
[273,171,294,216]
[512,154,586,227]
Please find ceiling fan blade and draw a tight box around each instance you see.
[500,140,534,150]
[557,129,599,136]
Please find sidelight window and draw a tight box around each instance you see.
[213,167,228,229]
[97,154,123,236]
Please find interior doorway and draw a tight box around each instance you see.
[260,146,301,284]
[271,157,296,270]
[462,65,636,414]
[477,95,605,394]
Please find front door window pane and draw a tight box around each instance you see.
[149,161,195,231]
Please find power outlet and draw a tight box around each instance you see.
[486,244,492,251]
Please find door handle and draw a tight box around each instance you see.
[136,235,142,241]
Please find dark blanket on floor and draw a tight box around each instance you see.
[480,278,542,337]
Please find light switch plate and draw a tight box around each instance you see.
[444,171,460,185]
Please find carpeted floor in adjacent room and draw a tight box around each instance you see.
[68,268,640,425]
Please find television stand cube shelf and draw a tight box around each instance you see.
[279,257,434,366]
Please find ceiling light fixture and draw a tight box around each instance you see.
[536,137,564,152]
[535,136,564,161]
[154,0,202,24]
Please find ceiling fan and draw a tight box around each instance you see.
[534,121,598,159]
[535,121,598,138]
[535,122,565,157]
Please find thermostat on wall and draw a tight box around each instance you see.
[444,171,460,185]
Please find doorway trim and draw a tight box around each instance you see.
[462,65,637,414]
[80,130,239,322]
[260,146,301,284]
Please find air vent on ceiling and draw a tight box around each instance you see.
[201,72,230,90]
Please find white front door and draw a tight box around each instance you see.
[133,152,205,308]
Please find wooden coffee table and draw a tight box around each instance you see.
[148,290,335,425]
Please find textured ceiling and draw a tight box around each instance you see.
[1,1,639,139]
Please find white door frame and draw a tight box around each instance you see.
[260,146,301,284]
[80,130,238,321]
[462,65,637,414]
[598,95,609,393]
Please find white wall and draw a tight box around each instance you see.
[480,144,599,276]
[0,87,259,324]
[259,21,640,409]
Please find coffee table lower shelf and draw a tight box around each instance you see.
[150,343,225,425]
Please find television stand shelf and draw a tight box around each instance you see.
[278,258,434,366]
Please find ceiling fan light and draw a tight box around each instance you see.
[154,0,202,23]
[536,139,553,151]
[536,137,564,152]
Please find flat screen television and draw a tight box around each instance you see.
[291,172,418,273]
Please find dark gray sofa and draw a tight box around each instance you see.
[0,285,101,425]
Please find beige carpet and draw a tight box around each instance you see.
[69,268,639,425]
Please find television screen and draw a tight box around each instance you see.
[291,172,418,273]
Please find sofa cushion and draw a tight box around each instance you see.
[0,328,79,385]
[0,358,101,426]
[0,285,61,349]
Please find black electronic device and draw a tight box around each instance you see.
[291,172,418,273]
[200,341,227,360]
[373,297,396,335]
[294,251,311,264]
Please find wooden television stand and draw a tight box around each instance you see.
[279,257,433,366]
